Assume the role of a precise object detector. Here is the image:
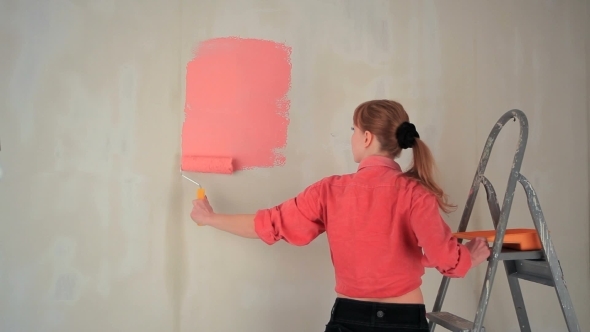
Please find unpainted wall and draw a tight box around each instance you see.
[1,1,589,331]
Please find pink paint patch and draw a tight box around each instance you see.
[181,37,291,172]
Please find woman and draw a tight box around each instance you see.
[190,99,491,332]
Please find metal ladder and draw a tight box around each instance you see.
[426,110,580,332]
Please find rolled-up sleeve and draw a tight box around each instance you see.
[254,182,325,246]
[410,193,472,278]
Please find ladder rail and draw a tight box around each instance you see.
[518,174,580,331]
[472,111,529,331]
[480,176,500,227]
[459,109,529,234]
[428,176,500,331]
[481,176,532,332]
[429,110,529,332]
[428,175,527,332]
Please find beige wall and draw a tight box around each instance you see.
[1,1,588,331]
[587,0,590,288]
[588,0,590,290]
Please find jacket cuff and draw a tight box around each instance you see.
[448,244,472,277]
[254,209,277,245]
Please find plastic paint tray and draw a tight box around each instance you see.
[454,228,542,251]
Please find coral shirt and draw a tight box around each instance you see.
[254,155,472,298]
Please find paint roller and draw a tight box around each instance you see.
[181,156,234,200]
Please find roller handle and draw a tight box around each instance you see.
[196,188,206,226]
[197,187,206,200]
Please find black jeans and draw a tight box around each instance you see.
[324,298,429,332]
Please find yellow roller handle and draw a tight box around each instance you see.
[197,187,205,200]
[196,188,206,226]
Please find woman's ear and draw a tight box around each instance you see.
[363,130,374,148]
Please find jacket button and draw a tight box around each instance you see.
[377,310,384,318]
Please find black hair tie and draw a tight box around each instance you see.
[396,122,420,149]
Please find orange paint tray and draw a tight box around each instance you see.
[454,228,542,251]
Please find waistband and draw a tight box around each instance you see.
[330,298,427,328]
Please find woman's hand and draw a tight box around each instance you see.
[190,196,215,226]
[189,198,258,238]
[464,237,491,267]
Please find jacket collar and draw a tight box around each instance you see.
[357,155,402,172]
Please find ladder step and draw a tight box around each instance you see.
[426,311,485,332]
[498,248,543,260]
[509,259,555,286]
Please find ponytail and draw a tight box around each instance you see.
[352,99,456,213]
[404,138,456,214]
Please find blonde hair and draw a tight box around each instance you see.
[353,99,456,213]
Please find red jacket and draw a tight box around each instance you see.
[254,155,471,298]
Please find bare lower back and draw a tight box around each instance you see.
[337,287,424,304]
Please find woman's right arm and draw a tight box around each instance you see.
[409,193,490,277]
[191,181,327,246]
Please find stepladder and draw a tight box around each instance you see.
[426,110,581,332]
